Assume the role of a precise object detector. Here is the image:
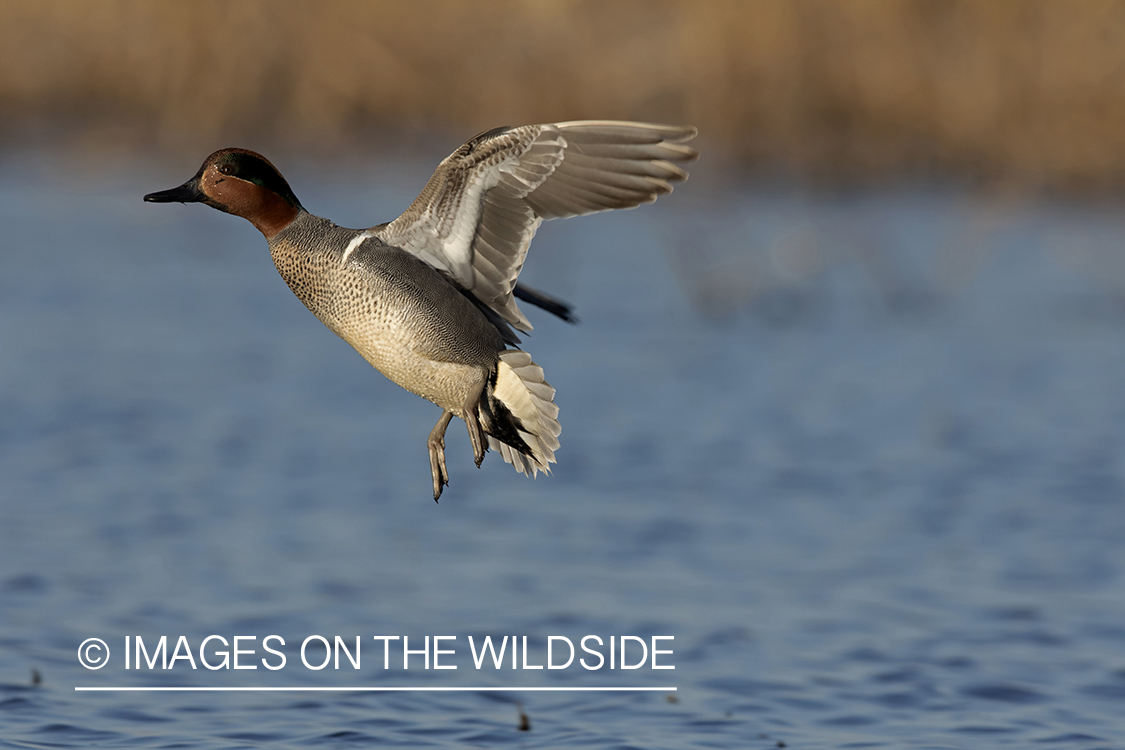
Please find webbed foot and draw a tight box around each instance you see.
[427,411,454,501]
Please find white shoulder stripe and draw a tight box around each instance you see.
[341,230,377,264]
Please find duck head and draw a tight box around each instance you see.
[144,148,303,239]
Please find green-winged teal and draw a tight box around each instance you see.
[145,121,697,500]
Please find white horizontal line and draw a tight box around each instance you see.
[75,686,676,692]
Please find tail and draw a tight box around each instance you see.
[477,350,561,476]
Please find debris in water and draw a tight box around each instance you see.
[516,700,530,731]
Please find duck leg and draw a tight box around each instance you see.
[463,382,487,468]
[427,410,454,501]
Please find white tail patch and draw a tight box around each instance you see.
[488,350,560,477]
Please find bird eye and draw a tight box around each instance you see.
[218,164,235,176]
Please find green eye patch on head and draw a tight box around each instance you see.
[217,151,303,209]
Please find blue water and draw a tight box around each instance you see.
[1,144,1125,748]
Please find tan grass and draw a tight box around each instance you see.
[3,0,1125,187]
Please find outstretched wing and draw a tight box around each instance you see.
[376,120,698,331]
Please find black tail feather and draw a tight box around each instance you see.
[513,284,578,324]
[478,370,534,457]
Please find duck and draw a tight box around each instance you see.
[144,120,698,500]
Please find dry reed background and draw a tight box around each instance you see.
[3,0,1125,189]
